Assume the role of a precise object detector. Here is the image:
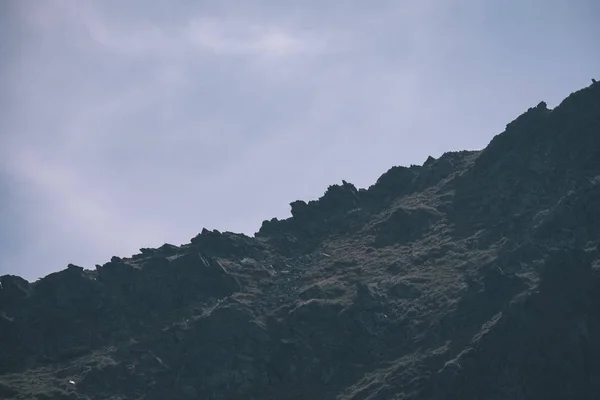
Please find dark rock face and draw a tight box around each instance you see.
[366,165,418,203]
[257,181,366,254]
[1,82,600,399]
[0,251,241,377]
[0,275,31,305]
[431,249,600,400]
[371,206,442,247]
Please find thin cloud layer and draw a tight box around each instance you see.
[1,0,599,280]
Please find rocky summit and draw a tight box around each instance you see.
[1,81,600,400]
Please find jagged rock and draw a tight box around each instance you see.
[257,182,366,253]
[424,155,437,166]
[415,153,462,189]
[0,275,31,305]
[190,229,264,259]
[367,165,418,203]
[31,266,98,308]
[169,252,241,299]
[289,181,361,224]
[157,243,179,255]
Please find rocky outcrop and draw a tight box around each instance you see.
[257,180,367,253]
[190,228,266,259]
[0,250,241,376]
[0,275,31,306]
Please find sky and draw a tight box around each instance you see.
[1,1,599,281]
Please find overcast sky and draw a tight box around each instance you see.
[1,1,599,281]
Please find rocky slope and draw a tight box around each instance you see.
[1,81,599,399]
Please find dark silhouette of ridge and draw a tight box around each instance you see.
[1,81,599,399]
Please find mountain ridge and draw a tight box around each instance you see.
[1,80,599,399]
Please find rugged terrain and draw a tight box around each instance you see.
[1,81,600,399]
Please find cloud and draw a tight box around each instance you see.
[2,0,599,280]
[186,18,320,57]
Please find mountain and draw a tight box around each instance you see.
[1,81,599,399]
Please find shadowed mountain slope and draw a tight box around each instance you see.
[1,81,600,399]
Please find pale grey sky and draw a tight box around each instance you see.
[1,1,599,281]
